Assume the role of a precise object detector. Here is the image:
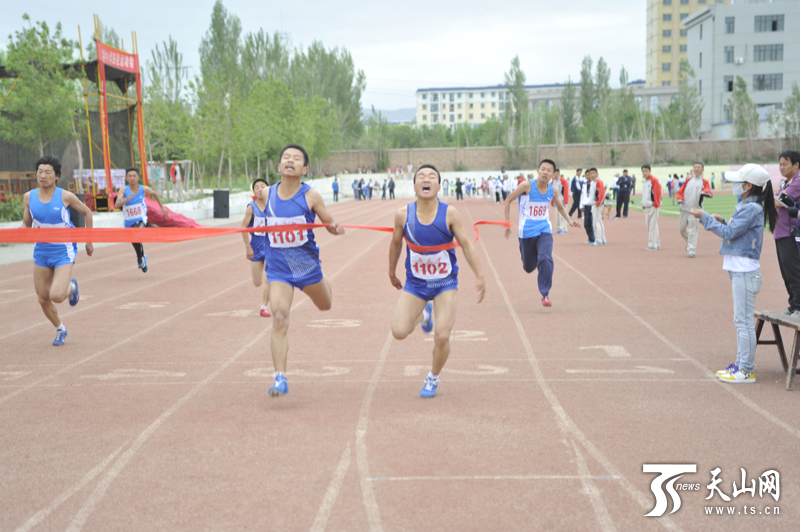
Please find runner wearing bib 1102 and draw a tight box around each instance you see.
[389,164,486,398]
[240,178,271,317]
[264,144,345,398]
[114,167,167,273]
[504,159,579,308]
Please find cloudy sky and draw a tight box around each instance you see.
[1,0,646,110]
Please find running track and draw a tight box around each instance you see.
[0,197,797,531]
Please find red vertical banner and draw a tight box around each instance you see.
[135,72,148,186]
[96,49,114,194]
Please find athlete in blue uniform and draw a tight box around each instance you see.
[22,155,95,346]
[389,164,485,398]
[504,159,579,307]
[240,178,271,317]
[266,144,344,397]
[114,167,167,272]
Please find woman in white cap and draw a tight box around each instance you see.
[690,164,777,383]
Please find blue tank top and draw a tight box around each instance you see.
[122,184,147,227]
[266,182,320,278]
[403,201,458,285]
[29,187,75,252]
[518,181,554,238]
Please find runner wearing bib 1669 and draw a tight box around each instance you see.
[114,167,167,273]
[504,159,580,308]
[389,164,485,398]
[240,178,271,317]
[264,144,345,398]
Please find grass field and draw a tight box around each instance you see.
[629,191,740,218]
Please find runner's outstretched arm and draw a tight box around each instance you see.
[306,189,344,235]
[388,208,406,290]
[143,185,168,215]
[447,207,485,303]
[63,190,94,256]
[553,190,581,227]
[240,204,255,260]
[503,180,531,239]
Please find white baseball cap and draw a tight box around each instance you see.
[723,164,771,187]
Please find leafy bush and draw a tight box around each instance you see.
[0,195,25,222]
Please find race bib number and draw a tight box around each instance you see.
[267,215,308,248]
[123,203,144,220]
[410,250,452,280]
[523,201,549,221]
[253,216,266,237]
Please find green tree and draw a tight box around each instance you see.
[770,82,800,148]
[730,75,757,139]
[579,55,595,130]
[0,15,79,156]
[361,106,390,170]
[239,29,290,95]
[557,79,580,144]
[198,0,241,87]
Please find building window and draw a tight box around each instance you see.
[448,104,453,112]
[724,46,734,63]
[753,73,783,91]
[458,114,462,119]
[491,91,496,97]
[663,14,672,22]
[649,96,660,114]
[680,44,687,52]
[491,102,496,108]
[432,114,438,123]
[481,103,485,109]
[663,29,672,37]
[469,103,473,109]
[662,81,671,86]
[422,94,427,100]
[755,15,784,33]
[431,103,439,112]
[499,102,505,110]
[699,52,702,68]
[699,80,702,95]
[481,113,485,118]
[700,24,703,40]
[663,45,672,53]
[680,0,688,4]
[680,29,687,37]
[723,105,730,121]
[663,0,671,4]
[422,104,427,110]
[698,0,706,4]
[457,93,462,98]
[480,92,485,98]
[457,103,462,109]
[449,93,454,102]
[754,44,783,62]
[662,62,671,72]
[491,112,496,118]
[725,17,735,34]
[724,76,734,92]
[499,92,504,101]
[432,94,438,102]
[422,115,427,121]
[679,13,688,21]
[469,113,473,119]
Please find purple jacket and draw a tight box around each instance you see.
[775,171,800,239]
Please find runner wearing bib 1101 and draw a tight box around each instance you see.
[114,167,167,273]
[240,178,271,317]
[264,144,345,398]
[504,159,579,308]
[22,155,95,346]
[389,164,486,398]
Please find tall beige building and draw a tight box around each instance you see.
[646,0,730,87]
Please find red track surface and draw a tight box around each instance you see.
[1,197,798,531]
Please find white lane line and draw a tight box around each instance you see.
[64,224,391,531]
[370,475,618,481]
[356,331,393,532]
[0,277,248,407]
[571,440,617,532]
[554,253,800,441]
[0,253,240,342]
[12,444,125,532]
[310,443,352,532]
[466,206,683,532]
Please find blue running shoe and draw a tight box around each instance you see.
[269,374,289,397]
[420,302,433,334]
[52,328,68,346]
[420,376,439,398]
[141,255,148,273]
[68,279,79,306]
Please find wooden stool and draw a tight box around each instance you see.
[754,310,800,390]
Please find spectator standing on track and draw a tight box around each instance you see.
[640,164,662,251]
[332,178,339,202]
[455,178,464,200]
[677,162,712,258]
[614,169,632,219]
[442,177,449,197]
[774,150,800,316]
[382,179,387,200]
[671,174,679,205]
[264,144,345,397]
[551,168,570,234]
[352,178,359,200]
[631,174,637,196]
[570,169,583,219]
[388,164,485,398]
[388,177,395,199]
[505,159,580,307]
[240,178,271,317]
[502,175,512,201]
[362,179,370,200]
[690,164,776,383]
[580,168,606,245]
[711,172,716,190]
[169,157,185,203]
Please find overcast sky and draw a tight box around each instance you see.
[1,0,646,110]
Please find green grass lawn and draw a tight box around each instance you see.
[629,191,740,218]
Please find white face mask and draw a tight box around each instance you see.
[732,182,746,197]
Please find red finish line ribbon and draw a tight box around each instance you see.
[0,221,510,250]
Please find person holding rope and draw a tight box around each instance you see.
[265,144,344,397]
[504,159,580,307]
[240,178,271,318]
[114,167,167,273]
[388,164,485,398]
[21,155,94,346]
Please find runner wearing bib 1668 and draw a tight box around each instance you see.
[264,144,345,398]
[114,167,167,273]
[389,164,486,398]
[240,178,271,317]
[505,159,580,308]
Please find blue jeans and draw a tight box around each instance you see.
[729,270,762,372]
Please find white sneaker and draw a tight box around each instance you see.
[718,368,755,383]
